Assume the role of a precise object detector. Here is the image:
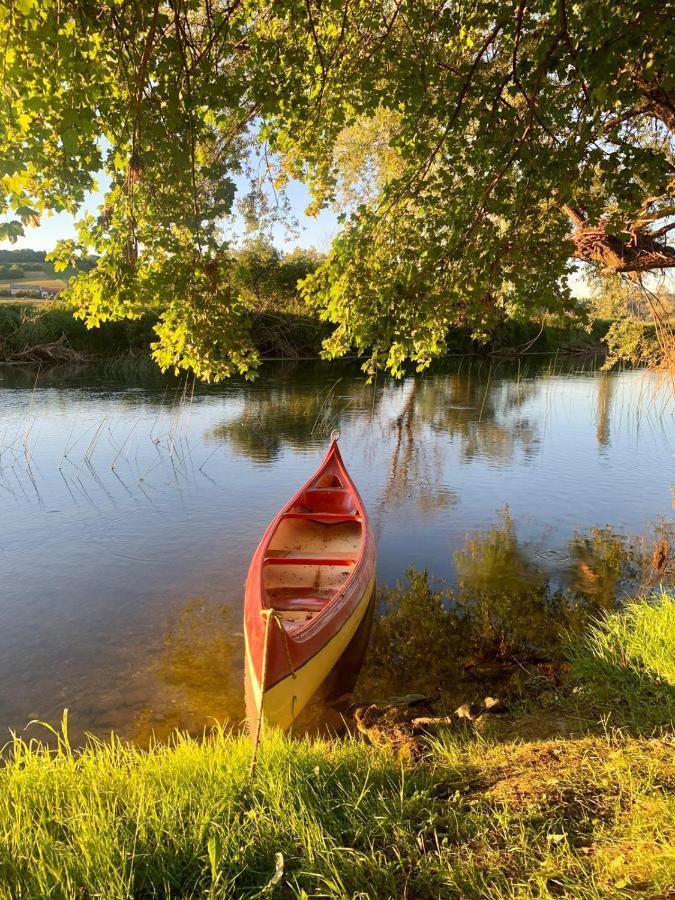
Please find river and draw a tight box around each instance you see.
[0,358,672,743]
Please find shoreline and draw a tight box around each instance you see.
[0,300,615,371]
[0,592,673,897]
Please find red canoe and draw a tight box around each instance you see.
[244,438,376,731]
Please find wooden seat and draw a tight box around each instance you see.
[272,596,327,612]
[283,511,361,523]
[263,552,355,567]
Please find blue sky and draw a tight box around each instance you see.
[7,172,340,254]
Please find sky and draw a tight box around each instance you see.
[7,171,340,255]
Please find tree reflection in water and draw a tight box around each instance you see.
[359,513,674,707]
[595,373,614,449]
[206,365,542,514]
[205,377,374,462]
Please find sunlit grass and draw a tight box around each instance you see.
[1,594,674,897]
[569,590,675,730]
[0,724,673,898]
[571,590,675,685]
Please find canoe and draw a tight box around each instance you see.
[244,437,376,732]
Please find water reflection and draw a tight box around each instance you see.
[358,513,674,706]
[0,360,671,743]
[416,374,541,462]
[208,370,543,471]
[595,374,614,448]
[206,378,374,462]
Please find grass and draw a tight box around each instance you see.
[568,590,675,731]
[1,730,673,898]
[0,593,673,898]
[571,591,675,685]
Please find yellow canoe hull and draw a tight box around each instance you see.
[245,572,375,732]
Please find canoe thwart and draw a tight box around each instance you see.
[263,553,355,567]
[282,511,361,523]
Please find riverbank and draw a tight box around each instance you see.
[1,592,672,898]
[0,300,615,367]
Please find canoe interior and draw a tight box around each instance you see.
[262,477,364,631]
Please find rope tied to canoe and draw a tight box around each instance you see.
[249,608,297,778]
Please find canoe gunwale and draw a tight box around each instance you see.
[244,439,376,698]
[251,440,370,642]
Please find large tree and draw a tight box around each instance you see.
[2,0,673,377]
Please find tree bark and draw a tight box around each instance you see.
[563,206,675,272]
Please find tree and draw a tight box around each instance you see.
[270,0,675,372]
[233,237,322,313]
[2,1,673,378]
[2,0,258,379]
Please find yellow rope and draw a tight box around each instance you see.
[249,609,297,777]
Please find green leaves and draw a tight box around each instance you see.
[0,220,25,243]
[1,0,672,378]
[15,206,40,226]
[14,0,37,15]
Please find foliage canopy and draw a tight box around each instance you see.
[2,0,674,377]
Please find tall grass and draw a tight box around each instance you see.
[569,590,675,730]
[572,590,675,684]
[0,595,674,898]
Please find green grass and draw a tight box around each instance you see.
[569,590,675,730]
[1,727,673,898]
[0,595,673,898]
[572,591,675,684]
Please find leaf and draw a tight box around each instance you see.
[60,127,78,155]
[0,220,25,243]
[207,833,221,883]
[262,852,284,893]
[15,205,40,226]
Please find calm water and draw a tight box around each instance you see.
[0,360,672,743]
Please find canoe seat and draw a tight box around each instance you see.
[283,511,361,523]
[264,550,355,566]
[272,596,328,612]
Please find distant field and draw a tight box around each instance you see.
[0,274,67,291]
